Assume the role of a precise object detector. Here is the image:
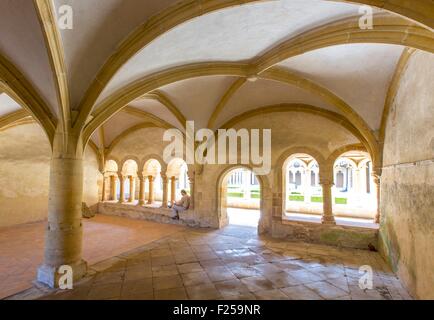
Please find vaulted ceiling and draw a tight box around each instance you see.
[0,0,433,163]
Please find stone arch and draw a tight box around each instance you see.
[326,144,369,169]
[119,156,141,176]
[104,158,119,174]
[140,154,167,175]
[143,158,163,178]
[327,144,377,220]
[216,164,271,234]
[274,146,326,219]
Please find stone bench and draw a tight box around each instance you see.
[97,201,199,227]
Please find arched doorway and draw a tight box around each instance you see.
[218,167,263,229]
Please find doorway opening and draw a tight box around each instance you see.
[221,168,261,228]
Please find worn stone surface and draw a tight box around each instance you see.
[271,219,378,250]
[380,50,434,300]
[8,224,411,301]
[0,215,184,299]
[98,202,203,228]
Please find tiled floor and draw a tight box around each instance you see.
[8,223,412,300]
[0,215,185,299]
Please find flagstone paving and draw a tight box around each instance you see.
[7,224,412,300]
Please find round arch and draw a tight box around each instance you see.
[141,154,167,175]
[119,156,141,176]
[216,164,270,233]
[274,146,326,217]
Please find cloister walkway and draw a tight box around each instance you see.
[0,215,185,299]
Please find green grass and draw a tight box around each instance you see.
[227,192,244,198]
[287,195,347,204]
[250,193,260,199]
[311,196,323,203]
[289,195,304,201]
[335,198,348,205]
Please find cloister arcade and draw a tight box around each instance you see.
[102,157,191,209]
[283,151,377,223]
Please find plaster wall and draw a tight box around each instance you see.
[380,50,434,300]
[0,123,102,227]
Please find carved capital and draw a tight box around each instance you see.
[319,179,334,187]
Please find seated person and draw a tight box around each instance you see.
[170,190,190,220]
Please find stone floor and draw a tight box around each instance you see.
[8,223,412,300]
[0,215,185,299]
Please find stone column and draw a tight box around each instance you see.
[118,174,125,203]
[320,178,336,225]
[37,132,87,288]
[354,168,361,193]
[243,170,250,200]
[188,171,195,209]
[110,175,117,201]
[304,168,311,204]
[147,176,154,204]
[101,175,108,201]
[128,176,135,202]
[373,173,381,224]
[138,175,146,206]
[170,176,176,206]
[161,174,168,208]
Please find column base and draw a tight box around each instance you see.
[321,215,336,225]
[36,259,88,288]
[138,200,145,206]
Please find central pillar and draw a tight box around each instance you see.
[320,179,336,225]
[101,174,108,201]
[161,174,168,208]
[118,174,125,203]
[170,176,176,206]
[128,176,135,202]
[147,175,154,204]
[188,171,195,210]
[373,173,381,224]
[304,168,311,204]
[110,175,117,201]
[37,133,87,288]
[138,175,146,205]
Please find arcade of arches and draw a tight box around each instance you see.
[0,0,433,300]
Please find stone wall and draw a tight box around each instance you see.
[380,50,434,300]
[0,123,102,227]
[272,218,378,250]
[193,112,360,234]
[98,202,204,228]
[102,111,364,241]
